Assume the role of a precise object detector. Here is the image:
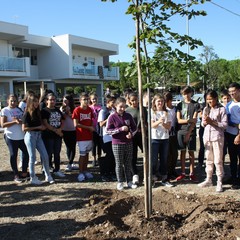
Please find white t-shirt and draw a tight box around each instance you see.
[226,101,240,135]
[1,107,25,140]
[98,107,115,143]
[18,101,27,112]
[151,109,171,140]
[151,110,171,139]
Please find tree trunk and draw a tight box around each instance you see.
[135,0,150,219]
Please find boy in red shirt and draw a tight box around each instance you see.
[73,93,94,182]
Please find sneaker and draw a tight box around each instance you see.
[127,181,138,189]
[161,180,174,187]
[14,175,22,183]
[132,174,139,184]
[101,176,110,182]
[92,159,96,167]
[71,164,79,170]
[117,182,124,190]
[30,177,43,185]
[84,172,94,179]
[110,174,117,181]
[189,174,198,183]
[65,164,72,172]
[223,177,233,185]
[198,180,213,188]
[176,174,186,181]
[77,173,85,182]
[152,175,158,181]
[231,184,240,190]
[53,171,66,178]
[216,181,223,192]
[20,172,30,181]
[45,175,55,184]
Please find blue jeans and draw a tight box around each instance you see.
[152,139,169,177]
[4,135,29,176]
[24,131,51,178]
[43,137,62,172]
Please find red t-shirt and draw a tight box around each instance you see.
[72,106,93,141]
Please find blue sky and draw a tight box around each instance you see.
[1,0,240,62]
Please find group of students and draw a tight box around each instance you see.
[0,90,139,190]
[150,83,240,192]
[113,83,240,192]
[0,82,240,192]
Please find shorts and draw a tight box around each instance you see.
[177,130,196,151]
[77,140,92,156]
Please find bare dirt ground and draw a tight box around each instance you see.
[0,132,240,240]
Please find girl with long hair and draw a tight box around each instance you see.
[22,94,54,184]
[60,94,77,171]
[106,97,137,190]
[89,93,102,166]
[198,90,228,192]
[151,93,173,187]
[0,94,29,183]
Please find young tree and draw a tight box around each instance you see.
[102,0,209,218]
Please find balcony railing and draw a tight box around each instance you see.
[0,56,27,72]
[73,64,119,79]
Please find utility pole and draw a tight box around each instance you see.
[186,0,190,86]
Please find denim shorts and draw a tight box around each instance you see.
[177,130,196,151]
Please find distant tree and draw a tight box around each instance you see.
[199,45,219,90]
[226,59,240,85]
[65,87,74,95]
[74,86,83,95]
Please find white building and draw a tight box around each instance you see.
[0,20,119,107]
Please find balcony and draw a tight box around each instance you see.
[0,56,30,77]
[72,64,119,80]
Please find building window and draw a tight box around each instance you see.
[30,49,38,65]
[12,47,38,65]
[88,57,95,67]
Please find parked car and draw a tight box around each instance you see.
[192,93,204,104]
[172,95,183,106]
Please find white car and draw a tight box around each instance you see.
[172,95,183,106]
[192,93,204,104]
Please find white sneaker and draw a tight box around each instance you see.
[132,174,139,184]
[65,164,72,172]
[14,175,22,183]
[71,163,79,170]
[77,173,85,182]
[45,175,55,184]
[127,181,138,189]
[198,180,213,188]
[161,180,174,187]
[30,177,43,185]
[84,172,94,179]
[53,171,66,178]
[117,182,124,190]
[216,181,223,192]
